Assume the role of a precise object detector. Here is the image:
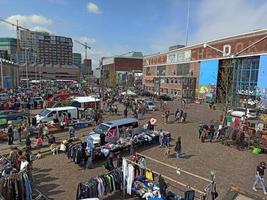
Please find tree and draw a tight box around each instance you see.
[107,71,117,88]
[217,59,233,115]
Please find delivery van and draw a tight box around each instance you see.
[36,106,78,123]
[88,118,140,144]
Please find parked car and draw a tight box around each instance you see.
[145,101,157,111]
[158,94,172,101]
[33,96,44,105]
[228,107,257,119]
[0,110,28,121]
[139,91,151,97]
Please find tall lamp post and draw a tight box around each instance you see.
[24,48,29,88]
[0,59,3,89]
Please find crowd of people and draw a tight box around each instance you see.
[1,146,33,178]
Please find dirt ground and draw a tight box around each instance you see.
[31,102,267,200]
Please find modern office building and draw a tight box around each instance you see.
[19,30,73,66]
[101,52,143,87]
[0,38,17,62]
[81,59,92,76]
[143,29,267,105]
[0,58,19,89]
[73,53,82,68]
[38,35,73,65]
[19,64,80,81]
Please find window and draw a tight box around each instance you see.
[146,67,151,76]
[157,66,166,76]
[177,63,190,75]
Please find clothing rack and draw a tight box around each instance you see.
[136,153,212,183]
[136,153,216,199]
[123,157,206,197]
[76,167,122,200]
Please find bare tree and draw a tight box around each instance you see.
[217,59,233,115]
[107,71,117,88]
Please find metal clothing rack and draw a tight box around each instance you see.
[136,153,216,198]
[123,153,215,199]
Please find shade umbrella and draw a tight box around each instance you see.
[150,118,157,125]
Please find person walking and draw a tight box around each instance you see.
[124,108,128,118]
[42,124,49,140]
[253,162,267,195]
[7,122,14,145]
[209,125,215,143]
[159,129,164,147]
[175,137,182,159]
[105,153,114,171]
[85,147,93,169]
[68,126,75,139]
[18,124,22,143]
[175,109,180,122]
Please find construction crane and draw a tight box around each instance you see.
[0,18,30,54]
[74,40,91,59]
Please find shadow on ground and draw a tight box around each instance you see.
[33,168,65,199]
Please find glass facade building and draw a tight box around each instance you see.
[232,57,259,95]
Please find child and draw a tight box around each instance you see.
[164,146,171,158]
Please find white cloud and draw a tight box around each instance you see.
[78,36,96,44]
[87,2,102,14]
[150,0,267,52]
[1,14,53,33]
[191,0,267,44]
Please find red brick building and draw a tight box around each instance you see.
[143,29,267,104]
[101,52,143,87]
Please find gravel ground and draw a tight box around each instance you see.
[29,102,267,200]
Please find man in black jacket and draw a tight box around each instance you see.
[105,153,114,171]
[253,162,267,195]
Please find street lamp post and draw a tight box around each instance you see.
[24,48,29,88]
[0,59,3,89]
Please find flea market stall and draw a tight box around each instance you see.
[65,130,161,167]
[75,153,216,200]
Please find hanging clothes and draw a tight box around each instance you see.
[76,168,122,200]
[145,170,154,181]
[0,171,32,200]
[184,190,195,200]
[122,158,128,185]
[127,164,135,195]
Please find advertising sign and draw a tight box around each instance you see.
[167,50,191,64]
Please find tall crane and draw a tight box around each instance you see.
[74,40,91,59]
[0,18,30,54]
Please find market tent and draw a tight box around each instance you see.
[121,90,137,96]
[73,96,100,103]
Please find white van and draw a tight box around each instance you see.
[36,106,78,123]
[88,118,140,144]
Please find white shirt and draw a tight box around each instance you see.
[20,160,29,171]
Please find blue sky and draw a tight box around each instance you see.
[1,0,267,68]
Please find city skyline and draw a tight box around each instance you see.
[1,0,267,68]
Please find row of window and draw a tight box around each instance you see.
[145,78,194,86]
[145,87,194,97]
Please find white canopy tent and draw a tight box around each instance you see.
[121,90,137,96]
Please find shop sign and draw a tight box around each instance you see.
[167,50,191,64]
[237,90,255,95]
